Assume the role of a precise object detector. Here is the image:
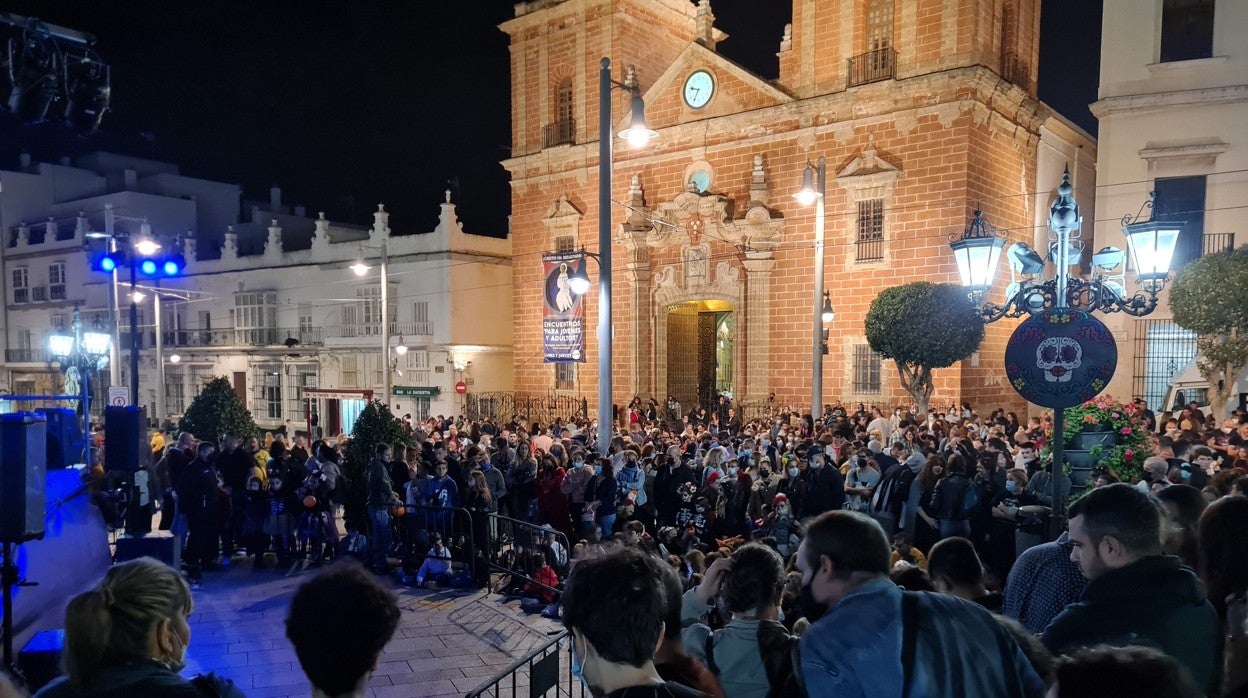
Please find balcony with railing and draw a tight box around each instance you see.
[1203,231,1236,255]
[543,118,575,148]
[6,348,47,363]
[324,321,434,340]
[848,47,896,87]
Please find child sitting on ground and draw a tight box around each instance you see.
[412,533,454,589]
[519,552,560,615]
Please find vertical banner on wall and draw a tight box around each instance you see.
[542,251,586,363]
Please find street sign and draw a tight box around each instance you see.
[393,386,440,397]
[108,386,129,407]
[454,381,467,395]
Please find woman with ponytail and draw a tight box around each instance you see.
[35,557,243,697]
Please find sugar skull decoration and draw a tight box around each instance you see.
[1036,336,1082,383]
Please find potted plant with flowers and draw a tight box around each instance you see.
[1040,395,1156,484]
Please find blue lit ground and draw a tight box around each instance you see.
[180,557,563,697]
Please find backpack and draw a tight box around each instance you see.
[958,480,982,519]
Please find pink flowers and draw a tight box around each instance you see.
[1083,414,1098,424]
[1111,412,1120,419]
[1120,426,1132,436]
[1124,448,1135,461]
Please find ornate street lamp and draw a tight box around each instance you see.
[949,168,1181,537]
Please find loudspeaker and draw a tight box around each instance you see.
[0,412,47,542]
[36,407,84,470]
[104,405,145,472]
[115,531,179,570]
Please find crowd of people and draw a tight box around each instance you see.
[6,396,1247,697]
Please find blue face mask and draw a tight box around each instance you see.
[1005,480,1017,493]
[788,467,799,478]
[570,638,589,688]
[593,465,603,476]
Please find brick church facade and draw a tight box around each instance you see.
[501,0,1093,418]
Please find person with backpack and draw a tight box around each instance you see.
[870,449,923,537]
[797,511,1044,697]
[682,545,803,698]
[928,453,978,541]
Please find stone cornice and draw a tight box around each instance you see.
[502,67,1046,181]
[1090,84,1248,118]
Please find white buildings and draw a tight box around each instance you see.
[0,151,513,434]
[1091,0,1247,410]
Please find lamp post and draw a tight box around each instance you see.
[795,157,833,420]
[48,306,111,467]
[352,242,391,407]
[949,169,1181,537]
[574,57,656,452]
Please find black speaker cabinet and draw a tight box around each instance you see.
[104,405,145,472]
[0,412,47,542]
[36,407,84,470]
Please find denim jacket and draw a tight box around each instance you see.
[799,578,1043,698]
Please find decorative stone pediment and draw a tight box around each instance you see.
[542,195,584,231]
[835,144,902,203]
[652,260,742,309]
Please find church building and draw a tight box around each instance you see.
[501,0,1094,418]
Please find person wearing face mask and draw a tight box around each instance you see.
[749,459,780,521]
[36,557,244,698]
[768,493,797,557]
[795,511,1044,698]
[803,448,846,517]
[561,547,710,698]
[777,459,808,520]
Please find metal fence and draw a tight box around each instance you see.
[395,503,483,584]
[467,393,589,424]
[486,513,571,596]
[464,630,586,698]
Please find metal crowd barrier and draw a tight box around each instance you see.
[396,503,482,583]
[463,630,586,698]
[485,513,571,596]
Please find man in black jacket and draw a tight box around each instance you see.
[803,451,845,517]
[215,435,253,557]
[1041,484,1220,693]
[176,441,220,586]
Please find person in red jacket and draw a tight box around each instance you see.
[522,551,560,605]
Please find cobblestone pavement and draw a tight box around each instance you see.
[181,557,565,698]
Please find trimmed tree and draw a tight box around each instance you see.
[178,376,259,443]
[1169,246,1248,413]
[341,400,410,527]
[865,282,986,415]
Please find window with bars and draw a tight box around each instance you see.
[412,397,432,421]
[48,262,66,300]
[853,344,882,395]
[555,362,575,390]
[1133,319,1197,411]
[555,235,576,253]
[1161,0,1215,63]
[166,368,186,414]
[856,199,885,262]
[287,364,318,422]
[12,267,28,303]
[254,363,283,420]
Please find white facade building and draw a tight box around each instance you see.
[0,152,513,434]
[1091,0,1247,409]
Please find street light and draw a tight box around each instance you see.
[349,242,392,405]
[575,57,655,452]
[794,157,829,420]
[48,306,111,467]
[949,168,1180,537]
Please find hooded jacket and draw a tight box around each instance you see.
[1041,554,1220,692]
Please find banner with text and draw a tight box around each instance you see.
[542,250,586,363]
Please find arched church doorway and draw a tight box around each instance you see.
[665,300,734,410]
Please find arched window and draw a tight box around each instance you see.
[545,78,575,147]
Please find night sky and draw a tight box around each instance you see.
[0,0,1101,237]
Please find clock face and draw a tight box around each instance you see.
[683,70,715,109]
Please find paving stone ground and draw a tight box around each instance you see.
[181,556,566,698]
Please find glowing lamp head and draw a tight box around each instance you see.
[140,259,157,275]
[134,239,161,256]
[99,255,117,272]
[350,261,370,277]
[821,293,835,324]
[793,163,821,207]
[617,93,657,150]
[568,264,592,296]
[48,334,74,359]
[83,331,111,356]
[169,354,181,364]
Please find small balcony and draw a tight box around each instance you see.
[1203,231,1235,256]
[847,47,896,87]
[543,118,575,148]
[6,348,46,363]
[324,321,434,340]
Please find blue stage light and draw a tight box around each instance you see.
[140,259,157,275]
